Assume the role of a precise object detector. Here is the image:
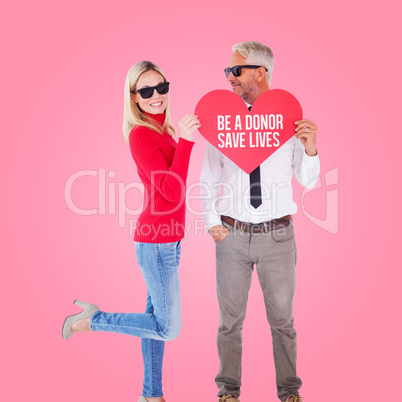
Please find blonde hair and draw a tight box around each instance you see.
[232,41,274,86]
[122,61,176,144]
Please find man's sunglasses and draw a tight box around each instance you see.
[131,82,170,99]
[224,65,268,78]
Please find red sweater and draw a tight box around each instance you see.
[129,112,194,243]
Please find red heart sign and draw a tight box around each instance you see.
[195,89,302,174]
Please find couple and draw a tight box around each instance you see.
[62,41,320,402]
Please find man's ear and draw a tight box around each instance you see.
[256,67,266,82]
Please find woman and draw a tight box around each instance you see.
[62,61,200,402]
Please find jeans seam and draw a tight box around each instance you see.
[151,339,154,395]
[156,244,169,338]
[92,322,168,340]
[93,322,154,330]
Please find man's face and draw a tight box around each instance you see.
[227,51,260,103]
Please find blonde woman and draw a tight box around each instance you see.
[63,61,200,402]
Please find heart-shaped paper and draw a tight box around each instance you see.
[195,89,302,174]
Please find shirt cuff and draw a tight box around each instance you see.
[303,149,319,165]
[203,216,222,232]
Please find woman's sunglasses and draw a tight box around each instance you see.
[131,82,170,99]
[224,65,267,79]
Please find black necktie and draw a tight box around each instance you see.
[248,105,262,208]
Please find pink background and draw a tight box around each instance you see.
[2,0,401,401]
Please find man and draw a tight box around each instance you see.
[200,41,320,402]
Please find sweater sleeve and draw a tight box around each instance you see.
[129,127,194,203]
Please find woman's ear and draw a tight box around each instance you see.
[130,93,137,103]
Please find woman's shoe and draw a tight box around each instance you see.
[62,300,100,340]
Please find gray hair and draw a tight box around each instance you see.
[232,41,274,86]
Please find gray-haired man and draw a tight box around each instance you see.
[200,41,320,402]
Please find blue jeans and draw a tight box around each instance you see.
[90,241,182,398]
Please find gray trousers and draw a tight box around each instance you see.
[215,220,302,402]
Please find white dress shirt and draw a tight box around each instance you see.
[200,135,320,230]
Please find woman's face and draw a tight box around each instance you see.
[131,70,168,115]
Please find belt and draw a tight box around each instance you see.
[221,215,292,234]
